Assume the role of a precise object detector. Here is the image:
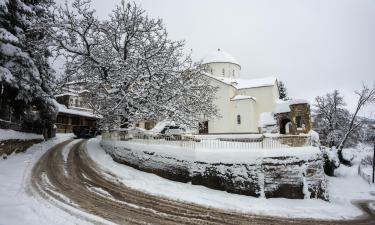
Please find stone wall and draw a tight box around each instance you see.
[289,103,312,134]
[0,139,43,158]
[101,141,328,200]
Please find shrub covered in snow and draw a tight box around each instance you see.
[308,130,320,147]
[321,147,340,176]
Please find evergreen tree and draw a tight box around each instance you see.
[0,0,57,135]
[278,80,288,100]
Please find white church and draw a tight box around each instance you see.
[199,49,312,135]
[136,49,312,135]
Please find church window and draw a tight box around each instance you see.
[222,68,225,75]
[296,116,302,128]
[237,115,241,125]
[210,68,213,74]
[232,70,235,76]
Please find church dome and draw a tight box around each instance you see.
[202,49,240,67]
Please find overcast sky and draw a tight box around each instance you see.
[54,0,375,117]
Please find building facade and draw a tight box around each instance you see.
[55,86,100,133]
[201,49,311,135]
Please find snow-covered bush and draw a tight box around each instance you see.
[321,147,340,176]
[308,130,320,147]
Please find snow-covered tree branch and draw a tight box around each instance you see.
[51,0,219,129]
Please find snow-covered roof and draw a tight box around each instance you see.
[202,49,240,66]
[258,112,276,127]
[273,99,310,114]
[56,102,101,119]
[230,95,256,101]
[204,73,277,90]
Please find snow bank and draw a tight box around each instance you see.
[0,129,43,141]
[88,138,367,220]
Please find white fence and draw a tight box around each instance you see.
[102,132,312,150]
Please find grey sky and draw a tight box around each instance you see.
[54,0,375,117]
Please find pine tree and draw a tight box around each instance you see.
[278,80,288,100]
[0,0,57,136]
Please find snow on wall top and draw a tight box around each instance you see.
[202,49,240,66]
[273,99,310,114]
[0,129,43,141]
[103,140,321,164]
[204,73,277,90]
[230,95,256,101]
[258,112,276,127]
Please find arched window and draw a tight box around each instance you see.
[237,115,241,125]
[210,68,213,74]
[222,68,225,75]
[232,70,235,77]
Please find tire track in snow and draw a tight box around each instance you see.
[30,139,375,225]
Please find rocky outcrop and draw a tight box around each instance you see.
[101,141,328,200]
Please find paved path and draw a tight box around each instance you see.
[30,139,375,225]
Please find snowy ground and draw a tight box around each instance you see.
[89,138,375,220]
[0,128,43,141]
[1,134,374,224]
[0,134,94,225]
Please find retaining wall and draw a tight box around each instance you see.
[100,140,328,200]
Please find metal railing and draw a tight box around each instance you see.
[102,132,312,150]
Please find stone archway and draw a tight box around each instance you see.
[280,118,291,134]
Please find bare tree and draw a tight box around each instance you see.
[51,0,218,129]
[313,90,349,147]
[337,84,375,165]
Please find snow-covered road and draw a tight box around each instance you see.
[25,138,375,224]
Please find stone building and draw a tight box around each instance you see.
[273,100,312,134]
